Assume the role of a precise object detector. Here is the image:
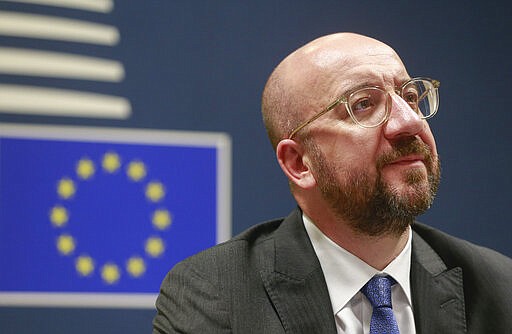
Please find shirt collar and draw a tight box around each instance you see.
[302,214,413,315]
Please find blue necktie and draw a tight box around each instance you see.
[361,275,400,334]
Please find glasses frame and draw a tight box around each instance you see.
[287,77,440,139]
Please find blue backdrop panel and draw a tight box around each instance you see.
[0,124,229,306]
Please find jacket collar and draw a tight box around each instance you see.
[411,226,467,333]
[260,209,337,334]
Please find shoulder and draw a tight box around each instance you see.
[194,216,284,258]
[153,218,288,333]
[412,222,512,272]
[412,222,512,328]
[167,208,308,287]
[412,222,512,292]
[170,216,287,281]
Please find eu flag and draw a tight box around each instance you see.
[0,124,231,308]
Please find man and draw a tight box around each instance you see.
[153,33,512,333]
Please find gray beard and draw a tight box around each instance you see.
[305,137,441,237]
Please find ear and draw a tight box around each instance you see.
[276,139,316,189]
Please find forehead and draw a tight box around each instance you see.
[306,39,410,94]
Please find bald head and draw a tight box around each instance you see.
[261,33,406,148]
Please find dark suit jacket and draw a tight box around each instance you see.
[153,209,512,333]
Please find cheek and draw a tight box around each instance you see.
[312,126,381,172]
[332,135,380,172]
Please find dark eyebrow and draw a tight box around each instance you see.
[339,77,413,98]
[336,82,373,98]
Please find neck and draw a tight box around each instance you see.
[306,212,410,270]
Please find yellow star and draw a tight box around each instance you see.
[49,205,69,227]
[102,152,121,173]
[145,181,165,202]
[126,256,146,278]
[145,237,165,257]
[56,234,75,255]
[75,255,94,276]
[76,158,95,180]
[57,178,76,199]
[101,263,120,284]
[152,209,172,230]
[127,160,146,181]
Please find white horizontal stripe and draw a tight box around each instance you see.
[0,0,113,13]
[0,292,156,309]
[0,84,131,119]
[0,123,232,148]
[0,11,119,45]
[0,47,124,81]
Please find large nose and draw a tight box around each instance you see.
[383,93,425,140]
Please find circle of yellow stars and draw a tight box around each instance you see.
[49,151,172,285]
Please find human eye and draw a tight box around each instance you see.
[352,97,373,112]
[349,89,381,115]
[401,84,421,112]
[403,90,419,104]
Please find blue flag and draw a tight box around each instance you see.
[0,124,231,308]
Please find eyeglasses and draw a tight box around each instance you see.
[287,77,440,139]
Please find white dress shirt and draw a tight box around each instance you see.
[303,214,416,334]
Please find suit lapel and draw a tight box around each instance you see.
[261,211,468,334]
[261,209,336,334]
[411,229,467,334]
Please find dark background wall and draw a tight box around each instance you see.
[1,0,510,333]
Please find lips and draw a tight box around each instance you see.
[388,154,425,166]
[376,137,434,172]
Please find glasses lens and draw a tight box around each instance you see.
[347,87,388,127]
[401,79,439,119]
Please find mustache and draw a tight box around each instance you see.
[376,137,434,170]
